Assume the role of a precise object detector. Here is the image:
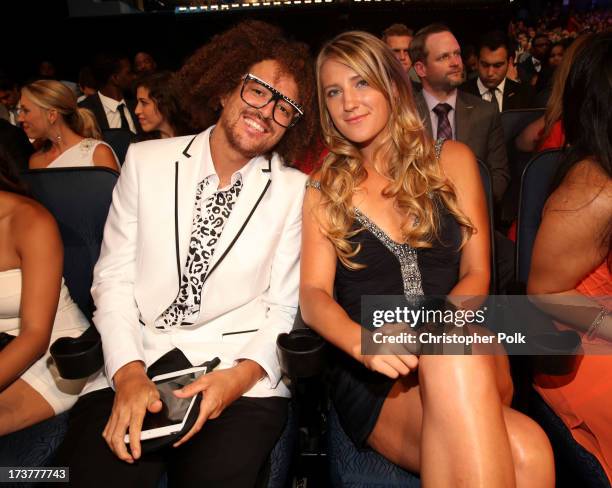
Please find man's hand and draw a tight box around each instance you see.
[172,360,264,447]
[102,361,162,463]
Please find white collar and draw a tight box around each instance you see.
[199,125,262,190]
[476,77,506,96]
[97,91,127,112]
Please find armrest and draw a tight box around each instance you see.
[277,328,328,380]
[50,326,103,379]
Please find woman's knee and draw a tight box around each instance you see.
[418,354,500,404]
[506,409,555,483]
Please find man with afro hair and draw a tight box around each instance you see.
[54,20,319,487]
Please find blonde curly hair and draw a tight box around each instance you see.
[314,31,475,269]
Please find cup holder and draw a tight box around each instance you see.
[50,327,104,380]
[530,330,582,376]
[277,328,327,379]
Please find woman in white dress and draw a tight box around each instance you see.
[0,152,90,435]
[18,80,119,171]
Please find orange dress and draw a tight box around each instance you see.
[538,120,565,151]
[534,261,612,482]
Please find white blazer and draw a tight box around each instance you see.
[83,127,306,398]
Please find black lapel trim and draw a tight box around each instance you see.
[202,178,271,285]
[262,156,272,173]
[174,161,181,283]
[182,135,197,158]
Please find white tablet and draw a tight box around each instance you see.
[124,366,207,443]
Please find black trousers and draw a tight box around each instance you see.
[52,350,288,488]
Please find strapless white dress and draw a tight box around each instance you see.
[46,138,117,168]
[0,269,89,413]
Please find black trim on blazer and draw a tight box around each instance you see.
[174,161,181,282]
[182,135,197,158]
[201,177,271,286]
[262,156,272,173]
[222,329,259,336]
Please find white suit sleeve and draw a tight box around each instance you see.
[234,178,305,388]
[91,145,145,386]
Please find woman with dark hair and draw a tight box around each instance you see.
[19,80,119,171]
[528,32,612,482]
[0,154,89,435]
[301,31,554,486]
[134,71,192,139]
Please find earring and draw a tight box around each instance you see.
[55,132,62,143]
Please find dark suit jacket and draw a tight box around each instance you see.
[414,89,510,202]
[78,93,142,135]
[0,119,34,172]
[460,77,534,111]
[517,55,542,86]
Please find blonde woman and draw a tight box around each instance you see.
[300,31,554,487]
[18,80,119,171]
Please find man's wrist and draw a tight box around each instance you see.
[234,359,265,390]
[113,360,146,387]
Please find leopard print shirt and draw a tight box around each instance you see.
[155,176,243,329]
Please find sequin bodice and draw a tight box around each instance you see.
[334,204,462,326]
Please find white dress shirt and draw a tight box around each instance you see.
[97,91,137,134]
[421,88,458,140]
[477,77,506,111]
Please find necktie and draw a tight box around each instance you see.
[117,103,131,132]
[432,103,453,141]
[488,88,501,111]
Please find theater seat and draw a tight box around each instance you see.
[328,405,420,488]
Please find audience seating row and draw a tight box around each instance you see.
[7,152,608,486]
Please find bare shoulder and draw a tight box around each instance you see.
[307,169,322,184]
[4,194,59,242]
[437,140,479,186]
[92,142,120,171]
[547,159,612,216]
[29,150,51,169]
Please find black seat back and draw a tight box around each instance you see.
[500,108,546,146]
[515,149,564,284]
[102,129,133,166]
[476,159,497,294]
[20,167,119,320]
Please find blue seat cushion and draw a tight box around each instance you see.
[328,405,420,487]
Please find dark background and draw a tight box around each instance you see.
[0,0,590,83]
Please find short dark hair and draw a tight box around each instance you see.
[134,71,193,137]
[381,24,414,42]
[408,23,451,65]
[533,33,552,46]
[91,52,130,87]
[176,20,319,165]
[478,31,515,60]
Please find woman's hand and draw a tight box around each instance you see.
[352,326,419,379]
[360,353,419,378]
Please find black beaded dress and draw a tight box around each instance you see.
[308,140,463,447]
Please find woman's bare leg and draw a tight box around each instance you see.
[0,379,55,435]
[368,355,554,487]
